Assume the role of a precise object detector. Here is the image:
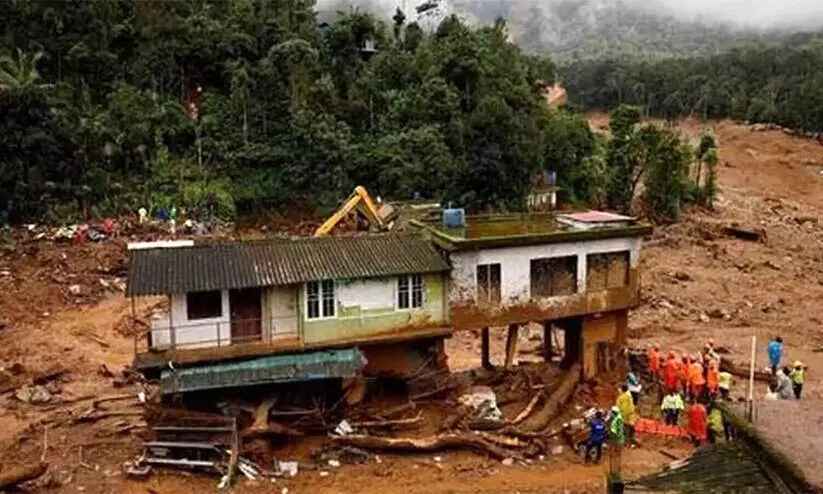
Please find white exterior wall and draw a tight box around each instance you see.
[337,278,397,310]
[448,237,641,304]
[150,291,231,349]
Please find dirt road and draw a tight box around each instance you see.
[2,116,822,492]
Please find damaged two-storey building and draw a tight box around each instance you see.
[126,210,651,399]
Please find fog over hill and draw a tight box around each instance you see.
[319,0,823,60]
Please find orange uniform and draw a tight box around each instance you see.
[678,356,690,388]
[706,362,719,395]
[689,360,706,398]
[649,347,661,378]
[664,354,679,391]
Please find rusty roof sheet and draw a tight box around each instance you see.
[126,233,450,296]
[559,210,635,223]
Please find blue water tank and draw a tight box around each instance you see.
[442,208,465,228]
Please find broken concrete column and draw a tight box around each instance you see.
[504,324,519,368]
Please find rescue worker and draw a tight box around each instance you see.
[718,369,732,400]
[679,353,690,395]
[706,401,724,444]
[660,390,684,426]
[706,360,720,397]
[585,410,607,464]
[685,400,708,448]
[790,361,806,399]
[616,384,637,446]
[648,344,662,383]
[689,356,706,401]
[664,350,680,393]
[776,367,794,400]
[767,337,783,375]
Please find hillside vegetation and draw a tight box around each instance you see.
[561,34,823,132]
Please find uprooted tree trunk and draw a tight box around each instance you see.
[519,364,580,432]
[0,462,47,490]
[329,433,518,461]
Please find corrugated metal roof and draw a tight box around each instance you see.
[160,348,364,394]
[127,233,450,296]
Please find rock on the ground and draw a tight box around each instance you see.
[15,385,52,404]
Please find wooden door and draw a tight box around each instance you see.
[229,288,262,344]
[271,285,299,341]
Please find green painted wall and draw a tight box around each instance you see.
[302,273,447,344]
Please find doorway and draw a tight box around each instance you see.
[229,288,262,344]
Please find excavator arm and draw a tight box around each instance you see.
[314,186,387,236]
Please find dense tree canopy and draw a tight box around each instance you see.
[0,0,601,223]
[561,35,823,132]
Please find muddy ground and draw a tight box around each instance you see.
[1,116,822,492]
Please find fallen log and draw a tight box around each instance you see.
[243,422,304,438]
[349,412,423,431]
[93,393,138,408]
[378,402,417,419]
[508,392,544,426]
[520,364,580,432]
[474,431,528,449]
[723,226,765,243]
[719,359,771,383]
[251,397,276,431]
[32,365,69,385]
[0,462,47,490]
[329,433,518,461]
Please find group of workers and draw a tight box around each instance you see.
[766,336,807,400]
[584,336,811,465]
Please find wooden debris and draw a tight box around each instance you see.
[32,365,69,385]
[723,226,765,243]
[349,412,423,431]
[0,462,47,490]
[519,364,580,432]
[242,422,303,438]
[250,397,276,431]
[74,408,143,423]
[93,393,137,408]
[378,401,416,419]
[329,433,518,461]
[508,392,544,425]
[98,364,114,378]
[71,330,110,348]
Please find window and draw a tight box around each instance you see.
[530,256,578,298]
[186,291,222,320]
[398,274,425,309]
[307,280,336,319]
[586,252,630,291]
[476,263,501,305]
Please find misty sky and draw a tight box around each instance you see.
[655,0,823,28]
[321,0,823,30]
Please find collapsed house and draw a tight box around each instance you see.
[126,211,651,397]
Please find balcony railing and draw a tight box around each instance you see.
[135,316,295,355]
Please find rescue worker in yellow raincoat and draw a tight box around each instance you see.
[790,361,806,399]
[615,384,637,446]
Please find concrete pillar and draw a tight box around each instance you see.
[481,327,491,369]
[504,324,519,368]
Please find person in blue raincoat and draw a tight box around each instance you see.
[767,337,783,375]
[585,411,607,464]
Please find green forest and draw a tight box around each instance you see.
[562,34,823,132]
[0,0,716,225]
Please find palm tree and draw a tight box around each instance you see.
[0,49,51,90]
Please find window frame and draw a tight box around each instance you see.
[476,263,502,305]
[186,290,223,320]
[585,251,630,292]
[397,274,425,310]
[529,255,578,298]
[306,280,336,320]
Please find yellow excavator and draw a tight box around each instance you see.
[314,186,395,236]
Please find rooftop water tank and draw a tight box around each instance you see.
[442,208,465,228]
